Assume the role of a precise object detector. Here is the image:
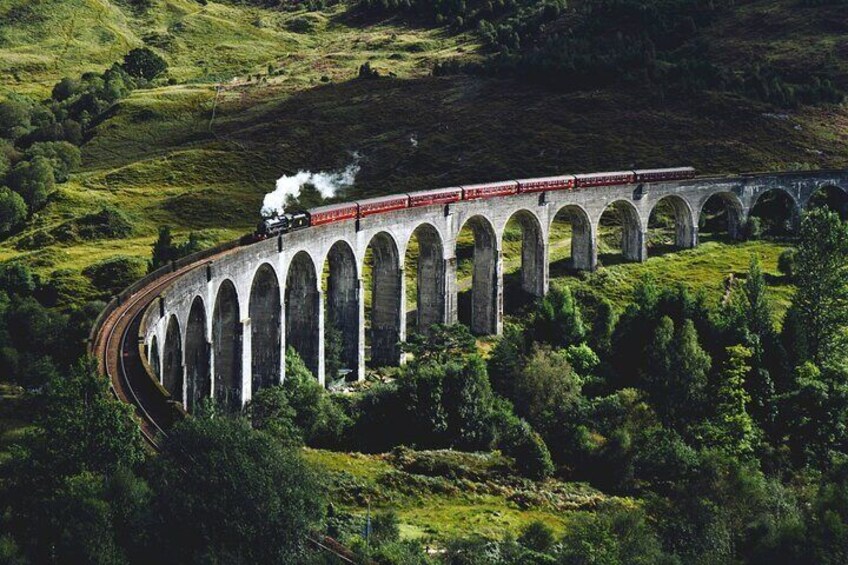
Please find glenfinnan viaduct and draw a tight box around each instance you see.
[115,171,847,416]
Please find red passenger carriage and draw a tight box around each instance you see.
[517,175,576,193]
[310,202,358,226]
[408,187,463,208]
[357,194,410,217]
[574,171,636,188]
[461,180,519,200]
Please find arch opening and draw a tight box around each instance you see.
[162,315,183,405]
[457,215,499,335]
[749,189,798,237]
[598,200,644,265]
[404,224,446,336]
[149,336,160,380]
[648,195,695,255]
[213,280,242,413]
[502,211,544,315]
[250,264,281,395]
[185,296,210,414]
[550,205,595,274]
[365,232,402,367]
[323,241,359,383]
[698,192,745,240]
[286,251,320,377]
[808,185,848,220]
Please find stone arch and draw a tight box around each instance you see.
[149,335,160,380]
[598,200,645,262]
[185,296,210,414]
[285,251,320,377]
[550,204,595,271]
[648,195,696,250]
[365,232,402,367]
[324,240,359,380]
[457,215,499,335]
[405,223,446,335]
[503,209,545,299]
[249,263,281,394]
[750,188,800,235]
[806,184,848,219]
[213,279,241,413]
[162,315,183,405]
[698,191,745,239]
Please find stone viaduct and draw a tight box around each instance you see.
[137,171,848,413]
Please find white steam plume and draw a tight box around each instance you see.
[261,154,361,217]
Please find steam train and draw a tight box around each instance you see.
[254,166,695,240]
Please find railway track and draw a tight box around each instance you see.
[93,262,197,448]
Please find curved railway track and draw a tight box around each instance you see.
[93,262,195,448]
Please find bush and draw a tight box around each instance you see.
[744,216,763,240]
[245,385,303,447]
[518,521,556,553]
[0,187,27,236]
[778,248,797,280]
[0,262,36,295]
[8,156,54,212]
[0,98,31,141]
[82,255,146,296]
[25,142,81,183]
[121,47,168,81]
[497,411,554,480]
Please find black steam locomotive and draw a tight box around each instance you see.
[255,212,310,240]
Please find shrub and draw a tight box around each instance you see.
[497,411,554,480]
[0,98,31,141]
[245,386,303,447]
[121,47,168,81]
[0,187,27,236]
[744,216,763,240]
[518,520,555,553]
[778,248,797,280]
[82,255,146,296]
[0,262,36,295]
[25,142,81,183]
[8,156,54,212]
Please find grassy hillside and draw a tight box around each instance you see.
[0,0,846,280]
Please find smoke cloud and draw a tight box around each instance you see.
[261,154,361,217]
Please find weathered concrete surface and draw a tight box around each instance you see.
[140,170,848,411]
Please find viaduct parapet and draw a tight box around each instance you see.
[131,170,848,414]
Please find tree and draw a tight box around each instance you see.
[121,47,168,81]
[488,322,528,399]
[25,141,81,183]
[442,355,497,450]
[245,385,303,447]
[791,208,848,367]
[496,410,554,480]
[149,226,175,271]
[151,416,324,563]
[8,156,55,212]
[513,346,582,428]
[0,98,31,140]
[531,286,586,348]
[0,187,26,236]
[704,345,758,458]
[283,347,351,447]
[644,316,711,430]
[2,359,145,561]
